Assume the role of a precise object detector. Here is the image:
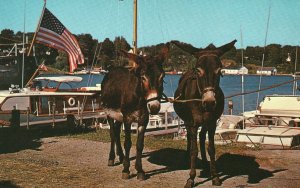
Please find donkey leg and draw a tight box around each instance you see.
[135,125,146,180]
[122,123,132,179]
[199,126,209,169]
[184,126,191,168]
[208,126,221,186]
[185,126,198,188]
[186,126,191,158]
[107,117,116,166]
[114,121,124,163]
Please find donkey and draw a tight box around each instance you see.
[172,40,237,187]
[100,48,167,180]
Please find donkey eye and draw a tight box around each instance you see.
[215,68,223,77]
[197,68,204,77]
[159,73,164,81]
[141,75,147,82]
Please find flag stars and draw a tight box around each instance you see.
[40,8,65,35]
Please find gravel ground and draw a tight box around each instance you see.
[0,137,299,188]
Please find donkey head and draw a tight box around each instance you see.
[171,39,236,111]
[195,40,237,111]
[121,48,168,114]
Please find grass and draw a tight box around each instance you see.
[0,124,256,157]
[65,128,255,157]
[66,129,188,150]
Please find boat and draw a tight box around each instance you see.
[233,35,300,148]
[0,75,103,128]
[0,55,37,90]
[236,94,300,149]
[174,115,245,144]
[98,102,182,134]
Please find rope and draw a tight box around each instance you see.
[225,77,300,99]
[161,77,300,104]
[256,5,271,108]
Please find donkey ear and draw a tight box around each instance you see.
[120,50,138,62]
[216,39,237,56]
[119,50,139,68]
[170,40,200,56]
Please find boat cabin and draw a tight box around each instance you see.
[0,76,102,117]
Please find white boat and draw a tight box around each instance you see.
[0,75,103,127]
[175,115,245,144]
[236,95,300,148]
[98,102,182,132]
[236,126,300,149]
[131,102,182,131]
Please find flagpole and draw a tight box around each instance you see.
[27,0,47,56]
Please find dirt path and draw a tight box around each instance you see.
[0,137,299,188]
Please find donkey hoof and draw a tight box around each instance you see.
[119,156,124,163]
[108,160,114,166]
[184,178,194,188]
[212,177,221,186]
[137,172,146,181]
[122,172,130,180]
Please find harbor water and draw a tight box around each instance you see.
[41,73,297,115]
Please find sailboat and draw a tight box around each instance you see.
[236,49,300,149]
[0,2,103,128]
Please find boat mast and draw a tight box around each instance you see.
[240,26,245,129]
[293,47,298,95]
[256,5,271,108]
[21,0,27,88]
[133,0,137,55]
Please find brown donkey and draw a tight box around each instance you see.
[101,48,168,180]
[172,40,237,187]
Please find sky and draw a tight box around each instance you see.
[1,0,300,49]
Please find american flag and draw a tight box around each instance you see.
[35,8,84,72]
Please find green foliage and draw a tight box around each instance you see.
[77,33,98,66]
[52,51,69,72]
[1,28,300,74]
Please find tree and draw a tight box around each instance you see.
[0,29,14,44]
[113,36,131,66]
[266,44,281,66]
[98,38,115,68]
[52,51,69,72]
[77,33,98,67]
[114,36,130,52]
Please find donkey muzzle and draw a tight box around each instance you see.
[146,92,161,115]
[202,88,216,111]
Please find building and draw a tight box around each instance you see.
[221,66,248,75]
[256,67,277,75]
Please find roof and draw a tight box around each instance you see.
[34,76,83,83]
[257,67,277,71]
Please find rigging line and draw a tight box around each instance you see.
[225,77,300,99]
[86,42,99,87]
[82,42,101,110]
[256,5,271,109]
[155,0,165,43]
[82,41,103,111]
[163,77,300,104]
